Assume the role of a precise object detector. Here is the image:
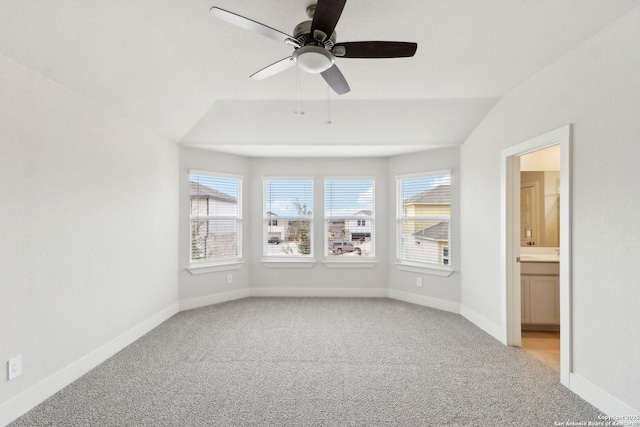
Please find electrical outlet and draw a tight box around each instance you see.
[416,277,423,287]
[8,355,22,380]
[226,274,233,284]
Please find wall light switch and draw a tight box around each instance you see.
[416,277,423,287]
[226,274,233,284]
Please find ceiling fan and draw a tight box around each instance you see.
[210,0,418,95]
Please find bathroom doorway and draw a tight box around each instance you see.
[519,146,561,374]
[500,125,571,386]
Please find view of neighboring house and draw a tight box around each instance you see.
[344,210,372,242]
[327,220,346,241]
[266,212,289,241]
[190,181,238,261]
[402,185,450,264]
[412,221,450,265]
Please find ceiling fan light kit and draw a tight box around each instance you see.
[209,0,417,95]
[292,46,335,73]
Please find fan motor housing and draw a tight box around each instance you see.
[293,21,336,50]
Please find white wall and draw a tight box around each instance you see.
[460,6,640,414]
[387,148,461,311]
[0,55,179,421]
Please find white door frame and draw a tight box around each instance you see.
[500,125,572,387]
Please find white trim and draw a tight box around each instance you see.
[322,175,377,181]
[0,303,179,427]
[500,124,572,387]
[179,288,251,311]
[189,172,243,263]
[395,170,452,268]
[189,169,243,180]
[187,261,243,275]
[263,178,315,258]
[250,287,388,298]
[569,373,640,419]
[262,175,316,180]
[395,169,452,180]
[501,126,569,157]
[395,262,454,277]
[558,132,572,387]
[460,304,503,342]
[388,289,460,314]
[323,177,376,259]
[322,259,378,268]
[261,259,316,268]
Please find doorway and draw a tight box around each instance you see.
[500,125,571,387]
[519,181,539,247]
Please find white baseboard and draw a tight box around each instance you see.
[570,373,639,419]
[459,304,503,342]
[0,303,179,427]
[249,287,388,298]
[179,288,251,311]
[387,289,460,314]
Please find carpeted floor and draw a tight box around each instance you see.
[10,297,603,426]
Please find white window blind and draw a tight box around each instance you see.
[190,173,241,263]
[397,172,451,266]
[325,179,374,257]
[264,179,313,257]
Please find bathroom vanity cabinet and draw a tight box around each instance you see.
[521,261,560,330]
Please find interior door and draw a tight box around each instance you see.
[520,184,537,246]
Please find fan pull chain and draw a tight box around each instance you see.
[294,66,304,115]
[326,86,332,124]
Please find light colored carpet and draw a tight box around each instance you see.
[10,297,602,426]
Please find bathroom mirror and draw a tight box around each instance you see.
[520,145,560,247]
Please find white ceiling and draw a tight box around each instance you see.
[1,1,638,157]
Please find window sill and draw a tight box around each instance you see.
[187,260,244,275]
[323,259,378,269]
[262,258,316,268]
[395,261,454,277]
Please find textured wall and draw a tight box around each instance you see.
[0,54,179,409]
[460,6,640,412]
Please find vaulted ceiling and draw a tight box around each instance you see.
[1,1,638,157]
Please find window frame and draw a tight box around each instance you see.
[188,170,243,274]
[323,177,377,268]
[395,170,453,277]
[262,177,315,267]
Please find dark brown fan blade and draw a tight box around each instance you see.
[321,65,350,95]
[250,57,295,80]
[333,41,417,58]
[210,7,293,44]
[311,0,347,39]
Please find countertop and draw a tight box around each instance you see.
[520,254,559,263]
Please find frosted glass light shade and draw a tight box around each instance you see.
[292,46,335,73]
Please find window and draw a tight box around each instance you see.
[264,179,313,257]
[325,179,374,257]
[190,172,241,264]
[397,172,451,267]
